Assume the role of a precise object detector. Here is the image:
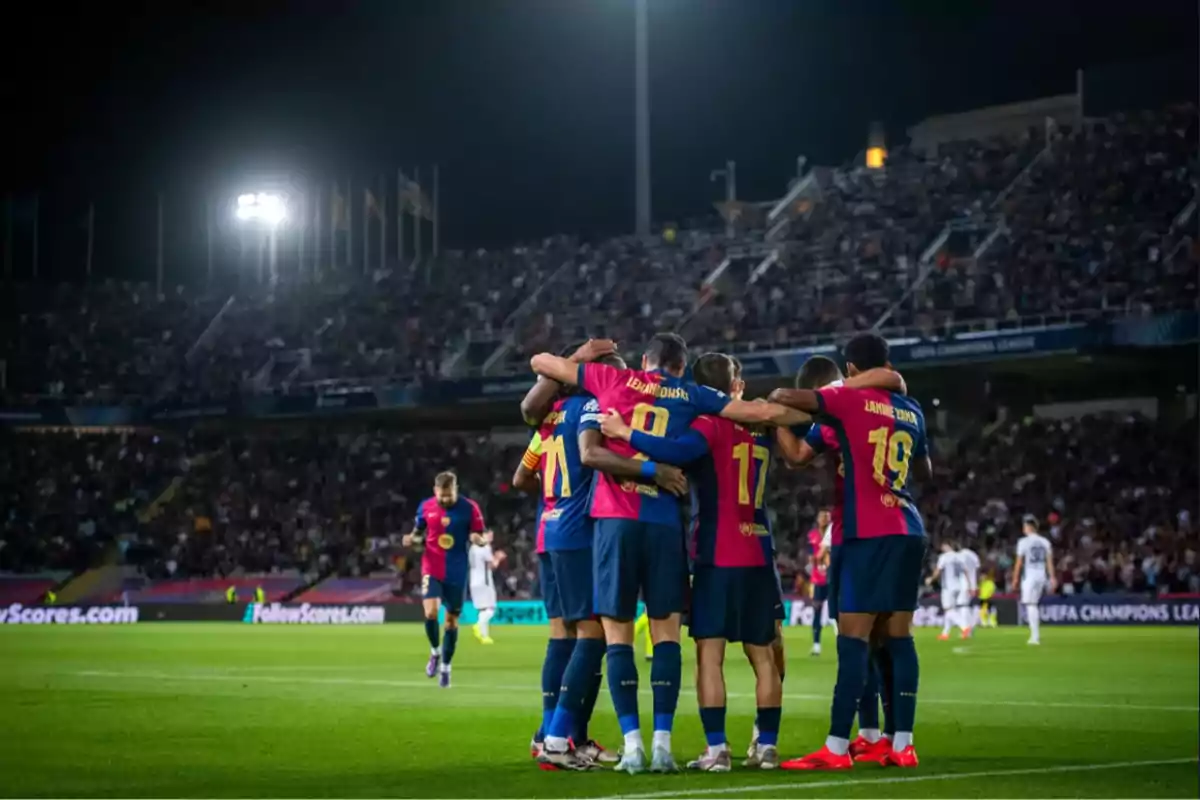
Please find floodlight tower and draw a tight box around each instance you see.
[234,192,288,285]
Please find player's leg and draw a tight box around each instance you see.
[436,583,466,687]
[939,589,953,639]
[541,548,614,769]
[957,593,972,637]
[1023,577,1043,644]
[685,564,731,772]
[634,610,653,661]
[644,522,689,772]
[875,535,927,767]
[689,637,732,772]
[811,583,826,655]
[740,566,783,770]
[476,604,495,642]
[421,575,442,678]
[593,520,646,773]
[535,552,576,761]
[782,539,877,770]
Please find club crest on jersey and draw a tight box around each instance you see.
[441,517,451,527]
[881,494,898,508]
[438,534,455,550]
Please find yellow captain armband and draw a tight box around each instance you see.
[521,432,543,470]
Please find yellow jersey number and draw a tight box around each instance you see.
[541,435,571,499]
[731,442,770,508]
[867,426,914,490]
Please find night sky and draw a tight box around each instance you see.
[3,0,1196,285]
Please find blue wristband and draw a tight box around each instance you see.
[639,460,657,480]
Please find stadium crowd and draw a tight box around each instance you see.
[2,406,1196,600]
[2,104,1194,403]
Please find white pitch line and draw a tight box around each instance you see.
[65,670,1199,713]
[592,757,1200,800]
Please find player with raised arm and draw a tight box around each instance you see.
[403,472,488,689]
[1013,515,1056,645]
[769,333,930,770]
[601,353,784,772]
[516,341,687,770]
[957,542,980,638]
[468,531,505,644]
[928,542,964,641]
[808,509,833,656]
[530,332,807,774]
[774,354,891,765]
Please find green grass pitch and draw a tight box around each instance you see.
[1,624,1196,798]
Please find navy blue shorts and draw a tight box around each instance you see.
[835,536,927,615]
[539,548,595,622]
[689,564,782,646]
[423,575,465,616]
[593,519,687,620]
[812,583,829,604]
[772,566,786,621]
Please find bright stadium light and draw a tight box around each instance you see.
[234,191,288,226]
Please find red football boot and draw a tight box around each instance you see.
[936,632,950,641]
[960,628,972,639]
[883,745,920,768]
[851,737,892,764]
[780,745,854,771]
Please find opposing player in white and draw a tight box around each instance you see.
[1012,515,1056,645]
[928,543,962,641]
[955,543,980,637]
[469,531,506,644]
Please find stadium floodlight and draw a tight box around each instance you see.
[234,192,288,226]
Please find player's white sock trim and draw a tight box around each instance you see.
[545,735,570,753]
[440,663,451,674]
[860,728,881,743]
[707,743,729,757]
[623,730,644,753]
[892,732,913,750]
[825,735,850,756]
[652,730,671,752]
[430,647,440,656]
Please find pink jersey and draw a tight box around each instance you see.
[807,528,828,585]
[578,362,729,526]
[813,385,927,544]
[415,496,486,584]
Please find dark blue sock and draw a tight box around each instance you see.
[545,636,594,741]
[567,638,605,744]
[858,654,881,730]
[756,706,781,746]
[812,603,823,644]
[606,644,640,735]
[699,706,726,747]
[886,636,919,735]
[442,627,459,666]
[829,635,869,739]
[541,638,576,738]
[424,618,439,650]
[651,641,682,733]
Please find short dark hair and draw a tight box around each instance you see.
[1023,514,1039,531]
[560,341,587,358]
[598,353,626,369]
[644,332,688,373]
[692,352,737,394]
[843,333,889,371]
[434,472,457,489]
[796,355,842,389]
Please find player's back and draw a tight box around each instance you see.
[535,394,599,552]
[689,415,773,569]
[814,385,927,541]
[579,361,727,525]
[936,550,962,590]
[1019,534,1052,576]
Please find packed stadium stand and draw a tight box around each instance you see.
[1,99,1196,605]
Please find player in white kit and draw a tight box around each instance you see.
[928,542,964,641]
[468,531,506,644]
[955,543,980,636]
[1013,515,1055,645]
